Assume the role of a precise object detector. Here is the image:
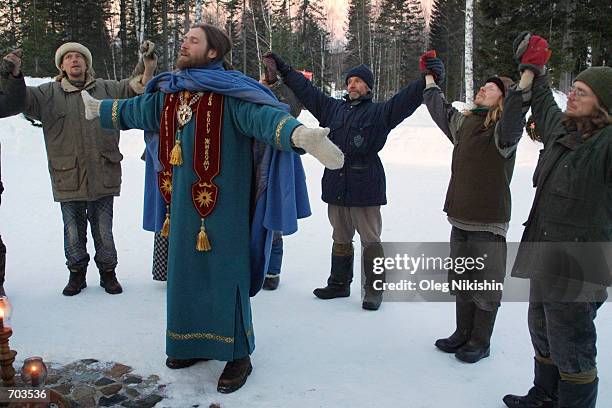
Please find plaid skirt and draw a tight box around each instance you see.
[152,232,168,281]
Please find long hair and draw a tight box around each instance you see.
[561,99,611,140]
[196,24,233,70]
[463,97,505,129]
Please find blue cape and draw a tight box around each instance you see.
[142,62,311,296]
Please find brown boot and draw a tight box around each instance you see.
[62,268,87,296]
[165,357,210,369]
[217,356,252,394]
[99,269,123,294]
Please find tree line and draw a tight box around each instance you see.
[0,0,609,102]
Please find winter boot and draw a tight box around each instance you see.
[217,356,253,394]
[62,268,87,296]
[557,378,597,408]
[165,357,210,369]
[362,243,385,310]
[262,274,280,290]
[313,243,354,300]
[503,358,559,407]
[435,300,476,353]
[455,307,498,363]
[99,269,123,294]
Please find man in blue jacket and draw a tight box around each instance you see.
[265,53,430,310]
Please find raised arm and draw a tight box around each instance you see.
[512,32,561,148]
[423,76,459,143]
[494,70,534,158]
[380,78,425,130]
[102,41,158,99]
[265,52,339,124]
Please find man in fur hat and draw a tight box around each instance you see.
[3,41,157,296]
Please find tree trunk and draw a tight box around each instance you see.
[464,0,474,105]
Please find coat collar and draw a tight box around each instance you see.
[60,74,96,93]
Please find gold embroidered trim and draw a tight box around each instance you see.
[167,327,254,344]
[275,116,292,148]
[111,100,119,129]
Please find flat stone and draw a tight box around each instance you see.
[100,383,123,396]
[52,383,73,395]
[94,377,115,386]
[120,394,163,408]
[147,374,160,382]
[72,385,96,400]
[123,375,143,385]
[125,387,140,398]
[75,396,96,408]
[45,374,61,385]
[79,358,99,365]
[106,363,132,379]
[99,394,128,406]
[210,404,222,408]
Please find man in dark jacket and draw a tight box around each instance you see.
[264,52,428,310]
[503,33,611,408]
[0,50,27,297]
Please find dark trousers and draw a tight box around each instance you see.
[60,196,117,272]
[267,231,283,276]
[449,227,507,311]
[528,280,606,379]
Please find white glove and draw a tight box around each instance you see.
[291,126,344,170]
[81,90,102,120]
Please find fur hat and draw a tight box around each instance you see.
[575,66,612,114]
[55,42,93,71]
[345,64,374,90]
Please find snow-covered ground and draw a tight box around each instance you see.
[0,78,609,407]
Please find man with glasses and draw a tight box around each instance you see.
[503,32,611,408]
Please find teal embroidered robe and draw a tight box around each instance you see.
[100,92,301,361]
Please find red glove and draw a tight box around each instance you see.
[521,36,551,67]
[419,50,437,72]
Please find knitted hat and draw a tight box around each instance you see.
[55,42,93,71]
[574,66,612,114]
[345,64,374,90]
[485,76,514,98]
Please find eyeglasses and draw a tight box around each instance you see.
[568,86,595,98]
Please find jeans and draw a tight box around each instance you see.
[60,196,117,272]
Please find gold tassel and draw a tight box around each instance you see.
[169,140,183,166]
[161,207,170,237]
[196,219,211,252]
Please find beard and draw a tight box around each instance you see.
[175,50,213,70]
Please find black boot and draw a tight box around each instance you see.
[435,300,475,353]
[217,356,253,394]
[62,268,87,296]
[165,357,210,369]
[503,358,559,407]
[557,378,597,408]
[99,269,123,294]
[455,307,497,363]
[362,243,384,310]
[262,274,280,290]
[313,243,353,300]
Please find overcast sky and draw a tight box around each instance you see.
[324,0,435,44]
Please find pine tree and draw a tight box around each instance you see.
[344,0,372,69]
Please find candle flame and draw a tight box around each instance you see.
[0,308,4,319]
[30,365,37,373]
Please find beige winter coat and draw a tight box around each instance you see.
[23,75,145,202]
